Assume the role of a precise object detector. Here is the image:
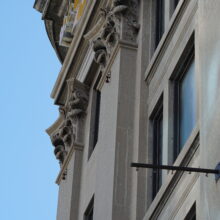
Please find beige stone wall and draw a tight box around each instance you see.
[198,0,220,219]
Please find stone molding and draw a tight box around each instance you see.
[50,79,89,166]
[86,0,139,68]
[33,0,47,13]
[56,141,84,184]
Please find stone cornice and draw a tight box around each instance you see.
[46,114,65,137]
[51,0,112,102]
[34,0,68,62]
[51,0,140,103]
[33,0,47,13]
[44,20,67,63]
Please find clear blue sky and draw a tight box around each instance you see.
[0,1,61,220]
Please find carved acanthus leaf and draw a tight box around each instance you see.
[91,0,139,68]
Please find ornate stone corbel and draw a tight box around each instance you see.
[49,79,89,166]
[93,38,108,67]
[91,0,139,68]
[66,79,89,118]
[51,130,67,166]
[65,79,89,146]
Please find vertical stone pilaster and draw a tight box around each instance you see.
[111,45,138,220]
[87,1,140,219]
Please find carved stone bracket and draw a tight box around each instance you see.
[50,79,89,165]
[92,0,140,68]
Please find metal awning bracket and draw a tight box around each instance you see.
[131,162,220,182]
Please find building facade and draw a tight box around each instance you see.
[34,0,220,219]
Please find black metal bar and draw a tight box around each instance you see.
[131,163,220,174]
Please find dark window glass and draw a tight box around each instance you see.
[84,197,94,220]
[174,0,180,8]
[155,0,165,49]
[170,0,180,18]
[152,103,163,199]
[93,90,101,147]
[184,203,196,220]
[85,208,93,220]
[88,88,101,159]
[174,58,196,159]
[88,73,102,159]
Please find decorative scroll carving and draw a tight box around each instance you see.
[51,130,67,165]
[92,0,139,68]
[50,79,89,165]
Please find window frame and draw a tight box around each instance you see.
[170,0,180,16]
[155,0,165,49]
[88,74,102,159]
[150,97,164,200]
[152,103,163,199]
[152,0,182,54]
[172,48,195,161]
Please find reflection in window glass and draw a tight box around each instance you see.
[179,60,196,149]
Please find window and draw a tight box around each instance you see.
[84,197,94,220]
[174,54,196,160]
[151,99,163,199]
[173,0,180,8]
[92,89,101,148]
[170,0,180,15]
[88,75,101,159]
[184,203,196,220]
[153,0,181,52]
[155,0,165,49]
[170,0,180,17]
